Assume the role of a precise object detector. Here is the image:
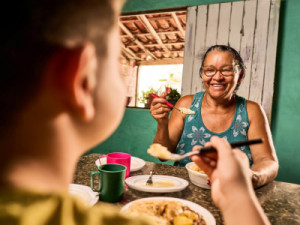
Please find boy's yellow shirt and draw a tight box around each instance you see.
[0,188,154,225]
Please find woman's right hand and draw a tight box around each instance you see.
[150,92,171,124]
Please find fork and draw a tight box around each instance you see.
[145,170,154,185]
[150,94,194,115]
[168,139,263,161]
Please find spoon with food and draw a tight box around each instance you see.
[147,143,202,161]
[150,94,195,115]
[147,139,263,161]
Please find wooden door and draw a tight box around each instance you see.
[182,0,280,122]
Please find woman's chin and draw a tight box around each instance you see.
[207,87,235,99]
[208,92,236,102]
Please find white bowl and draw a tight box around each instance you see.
[186,162,211,189]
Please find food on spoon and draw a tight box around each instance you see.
[122,200,207,225]
[178,107,195,115]
[147,143,172,160]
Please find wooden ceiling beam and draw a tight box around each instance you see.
[157,31,181,35]
[134,50,184,55]
[127,42,185,48]
[120,33,149,38]
[137,15,174,59]
[120,30,181,38]
[121,50,132,60]
[120,52,131,61]
[137,58,183,65]
[121,43,140,60]
[120,19,138,23]
[171,12,185,38]
[119,22,157,60]
[119,11,186,62]
[121,16,174,22]
[147,16,172,21]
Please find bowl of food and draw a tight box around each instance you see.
[185,162,211,189]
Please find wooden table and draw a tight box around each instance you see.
[74,154,300,225]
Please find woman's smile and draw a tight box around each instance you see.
[210,83,226,89]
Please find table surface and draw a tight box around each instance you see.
[74,154,300,225]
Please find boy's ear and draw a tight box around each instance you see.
[49,43,98,121]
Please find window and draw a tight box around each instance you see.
[136,64,183,107]
[119,10,186,108]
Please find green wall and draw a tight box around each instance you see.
[87,108,174,165]
[271,0,300,184]
[122,0,240,13]
[88,0,300,184]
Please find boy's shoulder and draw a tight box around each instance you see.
[0,188,154,225]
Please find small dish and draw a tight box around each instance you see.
[95,156,145,172]
[121,197,216,225]
[69,184,99,207]
[125,175,188,193]
[186,162,211,189]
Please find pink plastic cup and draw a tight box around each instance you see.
[99,152,131,178]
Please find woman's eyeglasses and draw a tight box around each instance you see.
[201,66,234,77]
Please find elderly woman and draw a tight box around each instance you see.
[150,45,278,188]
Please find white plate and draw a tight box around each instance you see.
[125,175,188,193]
[121,197,216,225]
[95,156,145,172]
[69,184,99,207]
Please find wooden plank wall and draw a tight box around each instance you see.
[182,0,280,123]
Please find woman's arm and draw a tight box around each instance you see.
[150,95,193,152]
[247,101,279,188]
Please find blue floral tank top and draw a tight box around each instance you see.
[175,92,252,167]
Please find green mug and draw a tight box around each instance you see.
[90,164,126,203]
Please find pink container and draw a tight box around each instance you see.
[99,152,131,178]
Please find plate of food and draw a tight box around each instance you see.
[121,197,215,225]
[69,184,99,207]
[125,175,188,193]
[95,156,145,172]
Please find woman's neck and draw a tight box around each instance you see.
[203,92,236,109]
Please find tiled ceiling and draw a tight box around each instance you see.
[119,10,186,65]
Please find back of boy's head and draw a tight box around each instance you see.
[0,0,123,128]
